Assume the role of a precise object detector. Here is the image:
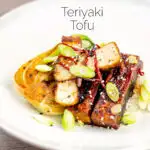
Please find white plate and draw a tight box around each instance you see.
[0,0,150,149]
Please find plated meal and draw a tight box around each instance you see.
[14,34,150,130]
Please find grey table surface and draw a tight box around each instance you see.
[0,1,44,150]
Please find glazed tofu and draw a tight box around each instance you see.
[55,80,79,106]
[91,55,143,129]
[54,64,75,81]
[69,82,99,124]
[96,42,121,70]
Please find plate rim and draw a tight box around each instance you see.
[0,1,150,150]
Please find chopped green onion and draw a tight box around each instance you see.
[81,40,93,50]
[106,82,119,102]
[43,56,58,63]
[35,65,53,72]
[122,112,136,125]
[140,86,150,102]
[58,44,77,57]
[111,104,122,115]
[32,115,54,126]
[77,120,84,127]
[62,109,75,131]
[127,56,138,64]
[138,100,147,110]
[70,65,95,79]
[143,80,150,93]
[72,34,94,50]
[49,47,60,57]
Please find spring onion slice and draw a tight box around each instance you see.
[49,47,60,57]
[122,112,136,125]
[58,44,77,57]
[62,109,75,131]
[43,56,58,63]
[35,65,53,72]
[143,80,150,93]
[81,40,93,50]
[32,115,54,126]
[140,86,150,102]
[106,82,119,102]
[77,120,84,127]
[72,34,94,50]
[138,100,147,110]
[70,65,95,79]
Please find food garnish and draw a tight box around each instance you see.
[77,120,84,127]
[58,44,77,57]
[43,56,58,63]
[72,34,94,50]
[35,65,53,72]
[62,109,75,131]
[70,65,95,79]
[14,34,149,131]
[32,115,54,126]
[143,80,150,93]
[106,82,119,102]
[122,112,136,125]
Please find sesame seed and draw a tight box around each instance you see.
[81,96,84,99]
[89,91,92,94]
[110,115,115,120]
[101,117,104,121]
[120,76,124,79]
[101,80,104,83]
[101,95,105,99]
[89,95,93,98]
[117,76,121,80]
[100,92,103,95]
[103,100,106,103]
